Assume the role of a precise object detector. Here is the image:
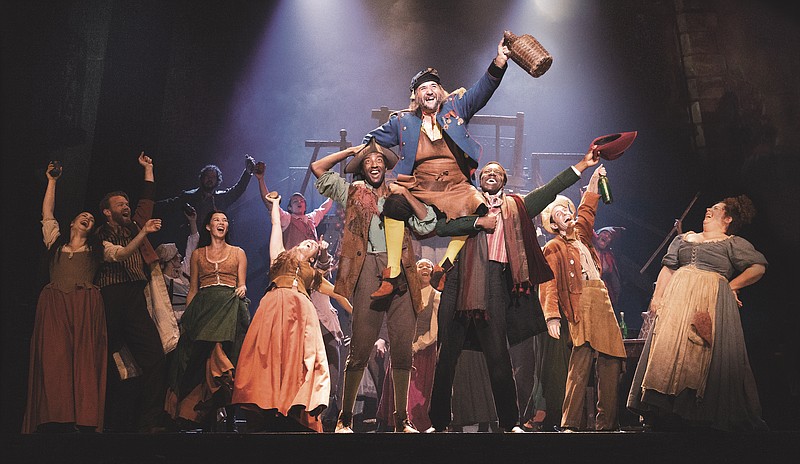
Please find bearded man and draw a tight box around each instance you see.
[362,37,511,298]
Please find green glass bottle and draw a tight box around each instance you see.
[619,311,628,339]
[598,174,613,204]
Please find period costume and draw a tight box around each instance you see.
[627,233,768,431]
[366,62,505,179]
[22,219,107,433]
[366,62,509,222]
[232,258,329,432]
[278,197,332,249]
[540,192,626,431]
[276,196,343,431]
[430,166,580,431]
[376,284,440,431]
[316,169,436,431]
[97,180,167,433]
[166,246,250,427]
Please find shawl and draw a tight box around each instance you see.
[503,194,554,293]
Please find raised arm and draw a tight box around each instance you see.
[103,218,162,262]
[134,152,156,225]
[139,151,154,183]
[41,162,62,249]
[311,144,362,178]
[522,145,599,217]
[220,155,256,206]
[574,144,600,174]
[494,37,510,68]
[183,209,199,277]
[266,193,285,266]
[254,161,274,211]
[586,164,604,194]
[42,162,60,221]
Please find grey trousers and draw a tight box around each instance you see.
[345,253,416,372]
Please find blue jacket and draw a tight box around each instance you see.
[365,62,506,179]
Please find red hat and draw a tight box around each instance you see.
[590,131,637,160]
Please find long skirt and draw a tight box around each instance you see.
[23,285,107,433]
[232,287,330,432]
[166,285,250,424]
[627,266,767,431]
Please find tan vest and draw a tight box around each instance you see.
[197,246,239,288]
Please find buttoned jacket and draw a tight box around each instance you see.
[365,62,506,179]
[540,192,602,323]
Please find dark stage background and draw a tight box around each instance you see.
[2,0,798,438]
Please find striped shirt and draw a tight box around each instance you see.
[96,223,148,287]
[484,192,508,264]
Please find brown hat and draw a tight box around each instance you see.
[540,195,576,235]
[344,138,399,174]
[591,131,637,161]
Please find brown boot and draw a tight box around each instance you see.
[430,258,453,292]
[371,267,402,299]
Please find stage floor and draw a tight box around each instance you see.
[7,429,800,464]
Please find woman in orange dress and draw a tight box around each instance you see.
[232,193,352,432]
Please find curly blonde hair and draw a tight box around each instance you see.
[270,248,304,277]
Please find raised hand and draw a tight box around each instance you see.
[46,161,62,181]
[254,161,266,180]
[245,155,256,174]
[141,218,162,234]
[264,191,280,206]
[318,235,330,252]
[183,204,197,222]
[586,144,600,166]
[138,151,153,168]
[495,38,510,67]
[588,164,605,193]
[574,144,601,173]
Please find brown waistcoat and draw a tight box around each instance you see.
[334,183,423,313]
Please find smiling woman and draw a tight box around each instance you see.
[627,195,769,431]
[23,162,159,434]
[231,193,352,433]
[165,210,251,432]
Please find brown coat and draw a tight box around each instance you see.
[539,192,601,323]
[334,183,424,313]
[540,192,625,357]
